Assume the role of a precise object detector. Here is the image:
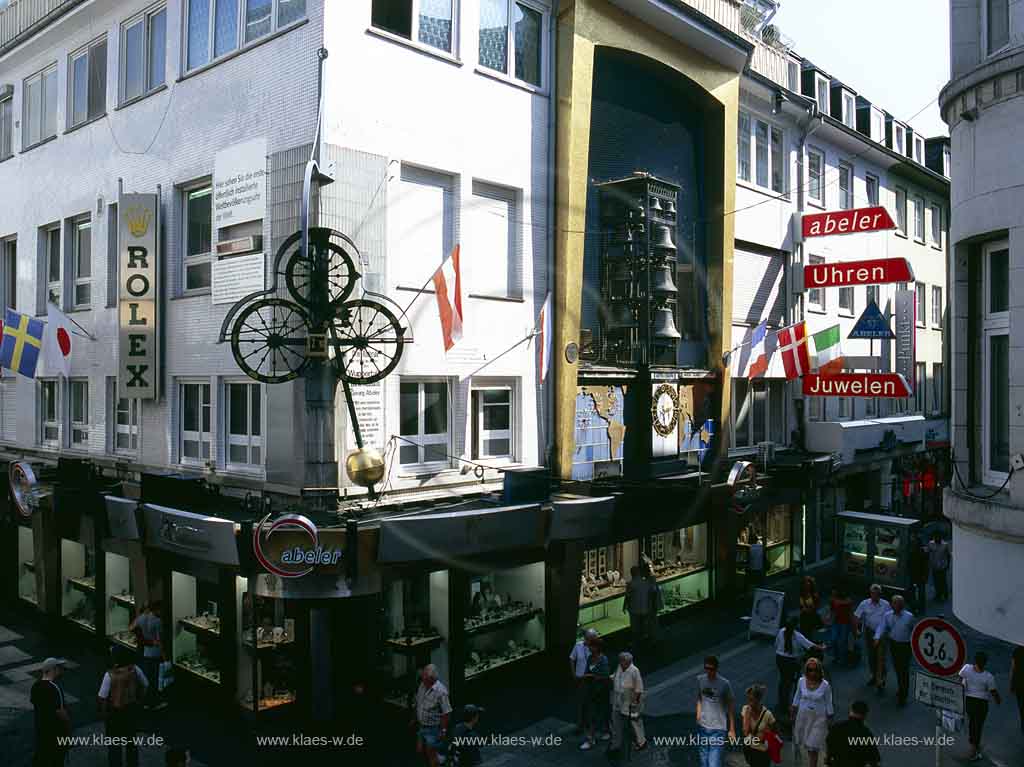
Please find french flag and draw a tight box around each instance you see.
[747,321,769,380]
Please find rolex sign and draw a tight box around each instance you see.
[119,194,159,400]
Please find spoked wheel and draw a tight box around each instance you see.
[284,237,360,309]
[230,298,311,383]
[329,299,406,384]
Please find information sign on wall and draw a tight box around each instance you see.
[895,289,917,392]
[213,137,267,226]
[118,193,159,400]
[211,253,265,305]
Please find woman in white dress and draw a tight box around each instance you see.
[790,657,833,767]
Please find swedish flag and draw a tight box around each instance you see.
[0,309,45,379]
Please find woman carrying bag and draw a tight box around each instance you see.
[741,684,780,767]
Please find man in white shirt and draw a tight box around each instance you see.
[853,585,890,691]
[413,664,452,767]
[959,651,1001,762]
[874,595,915,705]
[569,628,597,732]
[610,651,646,758]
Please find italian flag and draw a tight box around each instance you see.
[813,325,843,376]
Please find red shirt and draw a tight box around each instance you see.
[831,598,853,625]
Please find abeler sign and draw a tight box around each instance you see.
[118,194,159,400]
[252,513,343,578]
[803,373,912,398]
[802,206,896,238]
[804,257,914,289]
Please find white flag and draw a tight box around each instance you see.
[43,302,73,377]
[538,293,552,382]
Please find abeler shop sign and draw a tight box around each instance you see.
[252,513,344,578]
[118,194,159,400]
[801,206,896,238]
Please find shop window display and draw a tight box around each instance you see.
[464,563,545,679]
[18,526,37,604]
[577,524,709,636]
[737,507,793,577]
[239,580,301,712]
[172,571,222,684]
[382,571,449,706]
[61,539,96,631]
[841,522,868,580]
[873,525,902,585]
[106,552,136,650]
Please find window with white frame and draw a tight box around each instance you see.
[894,187,907,235]
[913,135,925,164]
[472,386,513,460]
[930,204,941,246]
[371,0,454,53]
[186,0,307,71]
[987,0,1009,55]
[932,285,942,327]
[932,362,944,415]
[915,282,926,327]
[478,0,543,87]
[914,362,926,413]
[466,182,519,298]
[121,4,167,104]
[815,76,829,114]
[68,37,107,129]
[226,381,262,468]
[865,174,879,206]
[394,165,455,290]
[399,380,449,468]
[807,147,824,205]
[738,112,785,194]
[787,60,799,92]
[23,64,58,148]
[113,385,140,452]
[179,381,212,463]
[943,146,951,177]
[731,379,786,448]
[893,124,905,155]
[841,92,855,128]
[838,286,854,315]
[45,226,61,306]
[70,379,89,447]
[870,109,883,143]
[866,284,879,307]
[1,238,15,311]
[807,255,825,312]
[0,95,12,160]
[183,183,212,292]
[913,196,925,241]
[983,241,1009,484]
[40,379,59,446]
[838,162,853,209]
[72,218,91,308]
[737,111,751,182]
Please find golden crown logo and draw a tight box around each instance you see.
[126,207,151,237]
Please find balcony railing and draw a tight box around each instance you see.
[0,0,77,54]
[678,0,743,37]
[750,42,790,89]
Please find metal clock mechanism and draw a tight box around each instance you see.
[220,227,411,489]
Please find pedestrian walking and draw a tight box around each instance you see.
[852,585,890,692]
[874,595,915,705]
[959,651,1001,762]
[609,651,646,761]
[696,655,735,767]
[623,567,651,648]
[579,637,611,750]
[570,628,597,733]
[927,532,951,602]
[98,645,148,767]
[825,700,881,767]
[130,601,165,710]
[450,704,484,767]
[747,537,766,593]
[909,538,929,614]
[1011,644,1024,734]
[740,683,776,767]
[774,619,823,718]
[644,566,663,643]
[30,657,70,767]
[791,658,834,767]
[413,664,452,767]
[799,577,821,640]
[828,588,853,667]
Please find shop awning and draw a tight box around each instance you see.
[548,496,616,541]
[142,504,241,566]
[105,496,141,540]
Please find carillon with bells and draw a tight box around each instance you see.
[597,173,681,366]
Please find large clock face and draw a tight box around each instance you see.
[651,384,679,437]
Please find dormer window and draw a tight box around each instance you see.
[815,75,829,114]
[870,108,884,143]
[787,59,799,92]
[894,124,906,155]
[841,92,855,128]
[913,135,925,164]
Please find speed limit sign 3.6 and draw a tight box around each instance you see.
[911,617,966,676]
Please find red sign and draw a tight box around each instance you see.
[802,373,911,398]
[911,618,966,677]
[802,206,896,238]
[804,257,915,289]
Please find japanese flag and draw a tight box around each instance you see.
[43,302,73,377]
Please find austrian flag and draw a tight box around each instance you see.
[433,245,464,352]
[777,322,811,380]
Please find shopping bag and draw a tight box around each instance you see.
[158,660,175,692]
[764,729,784,764]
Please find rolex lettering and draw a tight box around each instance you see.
[118,194,160,400]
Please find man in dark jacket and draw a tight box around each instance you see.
[909,540,929,614]
[826,701,881,767]
[450,704,484,766]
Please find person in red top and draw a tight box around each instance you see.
[799,577,821,640]
[829,588,853,667]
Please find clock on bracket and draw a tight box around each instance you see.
[651,384,679,437]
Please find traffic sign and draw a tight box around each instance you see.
[803,257,914,288]
[912,617,966,676]
[848,301,895,340]
[802,373,912,398]
[802,206,897,238]
[915,671,965,715]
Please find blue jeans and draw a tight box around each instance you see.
[697,727,727,767]
[831,622,851,666]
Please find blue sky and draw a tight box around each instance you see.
[773,0,950,138]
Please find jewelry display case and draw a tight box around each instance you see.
[382,570,450,707]
[172,571,223,685]
[18,526,37,605]
[464,563,545,680]
[105,552,135,650]
[239,580,302,712]
[736,506,794,577]
[61,539,96,631]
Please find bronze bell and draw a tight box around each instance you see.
[664,200,677,216]
[608,303,637,329]
[650,263,677,294]
[649,196,663,214]
[652,307,682,340]
[651,224,676,252]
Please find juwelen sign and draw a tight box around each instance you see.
[802,206,896,238]
[803,373,912,398]
[804,257,915,289]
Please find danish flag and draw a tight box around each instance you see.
[777,322,811,380]
[433,245,463,352]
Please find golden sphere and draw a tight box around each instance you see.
[345,447,386,487]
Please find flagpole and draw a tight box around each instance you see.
[462,329,539,381]
[398,245,458,322]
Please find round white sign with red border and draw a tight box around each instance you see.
[911,617,966,676]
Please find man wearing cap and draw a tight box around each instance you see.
[31,657,70,767]
[451,704,485,766]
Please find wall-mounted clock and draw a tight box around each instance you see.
[651,384,679,437]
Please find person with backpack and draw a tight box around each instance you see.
[98,644,148,767]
